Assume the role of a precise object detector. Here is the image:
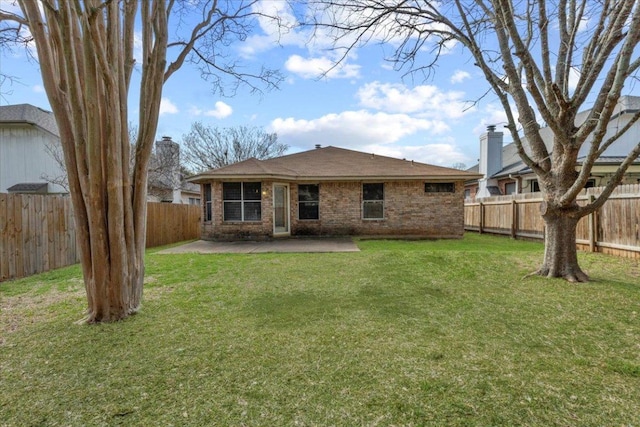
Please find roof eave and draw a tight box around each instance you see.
[187,173,483,183]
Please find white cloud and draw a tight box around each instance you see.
[270,110,449,151]
[269,110,469,165]
[32,85,44,93]
[204,101,233,119]
[450,70,471,84]
[159,98,179,115]
[405,143,469,165]
[356,81,474,119]
[473,103,519,135]
[189,102,233,119]
[239,0,310,58]
[285,55,360,80]
[363,142,469,166]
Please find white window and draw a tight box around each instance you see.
[203,184,212,222]
[298,184,319,220]
[223,182,262,221]
[425,182,455,193]
[363,183,384,219]
[504,182,517,195]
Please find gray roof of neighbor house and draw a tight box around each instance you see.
[489,153,640,179]
[468,96,640,181]
[189,146,482,183]
[7,182,49,193]
[0,104,59,137]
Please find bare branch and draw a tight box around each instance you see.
[181,122,288,172]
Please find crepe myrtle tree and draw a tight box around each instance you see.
[309,0,640,282]
[182,122,288,172]
[0,0,283,322]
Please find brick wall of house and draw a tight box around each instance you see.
[202,180,275,240]
[202,179,465,240]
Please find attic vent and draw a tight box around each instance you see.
[315,144,321,149]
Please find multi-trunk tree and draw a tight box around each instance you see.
[0,0,282,322]
[310,0,640,282]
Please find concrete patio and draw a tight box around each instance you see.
[156,237,361,254]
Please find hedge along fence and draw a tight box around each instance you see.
[0,193,201,282]
[464,184,640,259]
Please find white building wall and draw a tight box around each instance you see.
[579,112,640,158]
[0,125,67,193]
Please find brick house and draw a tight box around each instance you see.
[188,146,481,240]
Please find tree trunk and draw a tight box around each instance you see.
[537,207,589,282]
[78,191,145,323]
[15,0,165,323]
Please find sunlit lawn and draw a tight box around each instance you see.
[1,233,639,426]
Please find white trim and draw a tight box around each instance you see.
[272,183,290,236]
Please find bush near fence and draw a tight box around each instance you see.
[464,184,640,259]
[0,194,201,281]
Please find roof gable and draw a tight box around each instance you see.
[190,146,481,182]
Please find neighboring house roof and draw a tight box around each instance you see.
[181,181,200,194]
[189,146,482,182]
[489,153,640,179]
[0,104,59,137]
[469,95,640,182]
[7,182,48,193]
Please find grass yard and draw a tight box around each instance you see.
[1,233,639,426]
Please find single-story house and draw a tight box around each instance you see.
[188,146,482,240]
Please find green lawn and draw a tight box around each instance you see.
[1,234,639,426]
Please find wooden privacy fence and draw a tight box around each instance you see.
[464,184,640,259]
[145,202,201,248]
[0,194,201,281]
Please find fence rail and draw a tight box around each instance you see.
[0,194,201,282]
[464,184,640,259]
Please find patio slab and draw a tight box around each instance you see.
[156,238,360,254]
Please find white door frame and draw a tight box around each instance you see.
[272,183,290,236]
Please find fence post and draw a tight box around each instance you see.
[511,199,517,239]
[479,201,484,234]
[588,194,596,253]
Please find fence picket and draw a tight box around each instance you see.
[465,184,640,258]
[0,195,201,281]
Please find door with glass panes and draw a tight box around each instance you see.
[273,183,290,235]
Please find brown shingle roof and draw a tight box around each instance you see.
[189,146,482,182]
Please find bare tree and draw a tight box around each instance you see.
[147,136,183,202]
[40,137,69,192]
[0,0,283,322]
[182,122,288,171]
[309,0,640,282]
[450,162,467,171]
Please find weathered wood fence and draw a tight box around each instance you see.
[145,201,201,248]
[0,193,201,281]
[464,184,640,259]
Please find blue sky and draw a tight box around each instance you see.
[2,0,624,169]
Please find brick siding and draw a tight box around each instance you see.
[201,180,465,240]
